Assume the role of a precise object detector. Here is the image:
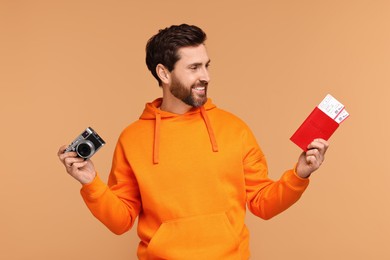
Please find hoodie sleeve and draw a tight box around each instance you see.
[80,137,141,235]
[242,127,309,220]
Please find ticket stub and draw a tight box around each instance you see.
[318,94,349,123]
[335,109,350,124]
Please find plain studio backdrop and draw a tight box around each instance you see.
[1,1,389,259]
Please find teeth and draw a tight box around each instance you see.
[194,87,205,90]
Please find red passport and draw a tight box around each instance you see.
[290,94,349,151]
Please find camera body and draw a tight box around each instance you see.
[65,127,105,159]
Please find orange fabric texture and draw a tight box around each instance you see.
[80,98,310,259]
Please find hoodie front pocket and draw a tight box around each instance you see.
[147,212,241,259]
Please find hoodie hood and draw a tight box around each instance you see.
[140,98,219,164]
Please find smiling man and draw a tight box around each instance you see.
[58,24,329,259]
[158,44,210,112]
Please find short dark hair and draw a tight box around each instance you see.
[145,24,207,86]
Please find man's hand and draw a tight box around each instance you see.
[57,145,96,184]
[296,139,329,178]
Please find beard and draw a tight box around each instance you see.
[170,76,208,107]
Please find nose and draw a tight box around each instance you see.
[200,66,210,82]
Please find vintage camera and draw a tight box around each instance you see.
[65,127,106,159]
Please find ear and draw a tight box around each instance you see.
[156,64,170,85]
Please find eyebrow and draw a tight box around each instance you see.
[188,59,211,67]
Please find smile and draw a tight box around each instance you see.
[193,86,205,90]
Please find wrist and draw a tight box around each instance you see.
[79,172,97,185]
[295,165,311,179]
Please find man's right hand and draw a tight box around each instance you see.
[58,145,97,185]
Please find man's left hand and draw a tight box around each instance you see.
[296,138,329,178]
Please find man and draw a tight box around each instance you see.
[58,24,329,259]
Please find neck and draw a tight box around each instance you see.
[160,86,193,114]
[160,98,193,114]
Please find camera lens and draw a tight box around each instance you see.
[76,141,95,159]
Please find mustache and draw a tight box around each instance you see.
[192,80,208,88]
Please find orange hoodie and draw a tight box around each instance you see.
[80,98,309,259]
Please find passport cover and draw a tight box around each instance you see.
[290,106,340,151]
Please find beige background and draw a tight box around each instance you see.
[1,0,389,259]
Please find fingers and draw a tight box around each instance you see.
[307,138,329,153]
[296,139,330,178]
[58,145,84,175]
[305,152,318,166]
[64,156,85,169]
[58,145,77,162]
[305,138,329,165]
[68,160,88,174]
[57,145,67,156]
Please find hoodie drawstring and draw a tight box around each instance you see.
[152,105,219,164]
[200,106,219,153]
[153,112,161,164]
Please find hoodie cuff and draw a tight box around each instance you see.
[80,173,108,200]
[283,168,310,190]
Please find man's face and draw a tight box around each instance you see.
[169,44,211,107]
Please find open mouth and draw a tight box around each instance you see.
[193,86,205,91]
[192,86,206,96]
